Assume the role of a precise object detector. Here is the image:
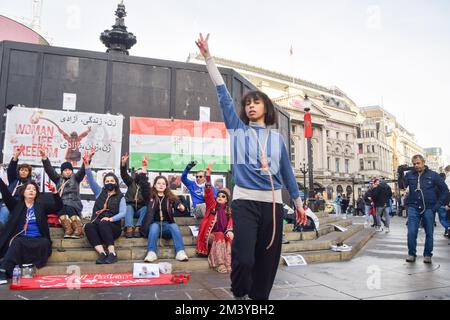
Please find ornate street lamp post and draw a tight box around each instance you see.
[299,160,309,202]
[303,95,315,209]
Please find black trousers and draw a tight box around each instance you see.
[0,237,51,277]
[230,199,284,300]
[85,220,122,247]
[58,205,81,218]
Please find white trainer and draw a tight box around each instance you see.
[385,227,390,233]
[144,251,158,262]
[175,250,189,261]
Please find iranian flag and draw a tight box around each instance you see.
[129,117,230,172]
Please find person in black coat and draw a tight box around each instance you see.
[372,179,393,232]
[0,179,62,283]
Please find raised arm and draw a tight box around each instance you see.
[40,146,60,185]
[195,33,245,130]
[181,161,196,192]
[77,126,91,140]
[42,181,63,215]
[0,178,17,212]
[204,163,216,209]
[120,153,133,186]
[74,163,86,183]
[83,150,102,198]
[8,145,25,182]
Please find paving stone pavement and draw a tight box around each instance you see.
[1,214,449,300]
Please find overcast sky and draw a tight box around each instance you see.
[1,0,449,163]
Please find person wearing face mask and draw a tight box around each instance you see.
[196,163,233,273]
[39,146,86,239]
[82,150,126,264]
[0,179,62,284]
[0,145,33,231]
[141,176,189,263]
[181,161,217,219]
[120,153,150,238]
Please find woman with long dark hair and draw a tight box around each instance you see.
[141,176,188,262]
[0,179,62,284]
[195,33,307,300]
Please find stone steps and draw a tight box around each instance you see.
[47,224,364,263]
[36,212,376,275]
[52,220,353,249]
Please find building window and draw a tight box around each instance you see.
[336,132,339,140]
[291,125,296,133]
[371,131,374,138]
[335,158,340,173]
[356,128,361,138]
[326,130,329,138]
[358,144,363,154]
[367,145,371,153]
[372,145,375,153]
[346,134,349,141]
[359,159,364,170]
[345,159,349,174]
[373,161,376,170]
[327,157,330,170]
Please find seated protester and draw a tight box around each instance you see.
[141,176,189,262]
[181,161,217,218]
[82,150,126,264]
[196,164,233,273]
[120,153,149,238]
[0,179,62,284]
[39,146,85,239]
[0,145,32,230]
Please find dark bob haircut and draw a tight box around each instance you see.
[19,181,41,200]
[240,90,278,126]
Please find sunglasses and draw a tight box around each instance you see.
[196,175,204,179]
[217,194,227,199]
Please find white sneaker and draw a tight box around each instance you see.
[385,227,390,233]
[144,251,158,262]
[175,250,189,261]
[375,226,383,232]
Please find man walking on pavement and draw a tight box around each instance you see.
[372,178,393,233]
[398,155,449,264]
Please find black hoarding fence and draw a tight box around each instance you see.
[0,40,292,202]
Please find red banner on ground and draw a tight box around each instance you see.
[10,273,189,290]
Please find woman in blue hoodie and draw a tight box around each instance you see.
[196,33,307,300]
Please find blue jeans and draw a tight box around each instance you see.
[376,206,390,228]
[147,222,185,254]
[407,207,435,257]
[437,206,450,233]
[124,205,147,228]
[0,204,10,225]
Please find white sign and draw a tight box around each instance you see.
[281,254,307,266]
[3,106,123,169]
[199,106,210,122]
[63,93,77,111]
[189,225,199,237]
[133,263,160,279]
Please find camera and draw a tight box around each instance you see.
[397,164,414,172]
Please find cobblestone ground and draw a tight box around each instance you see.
[1,214,449,300]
